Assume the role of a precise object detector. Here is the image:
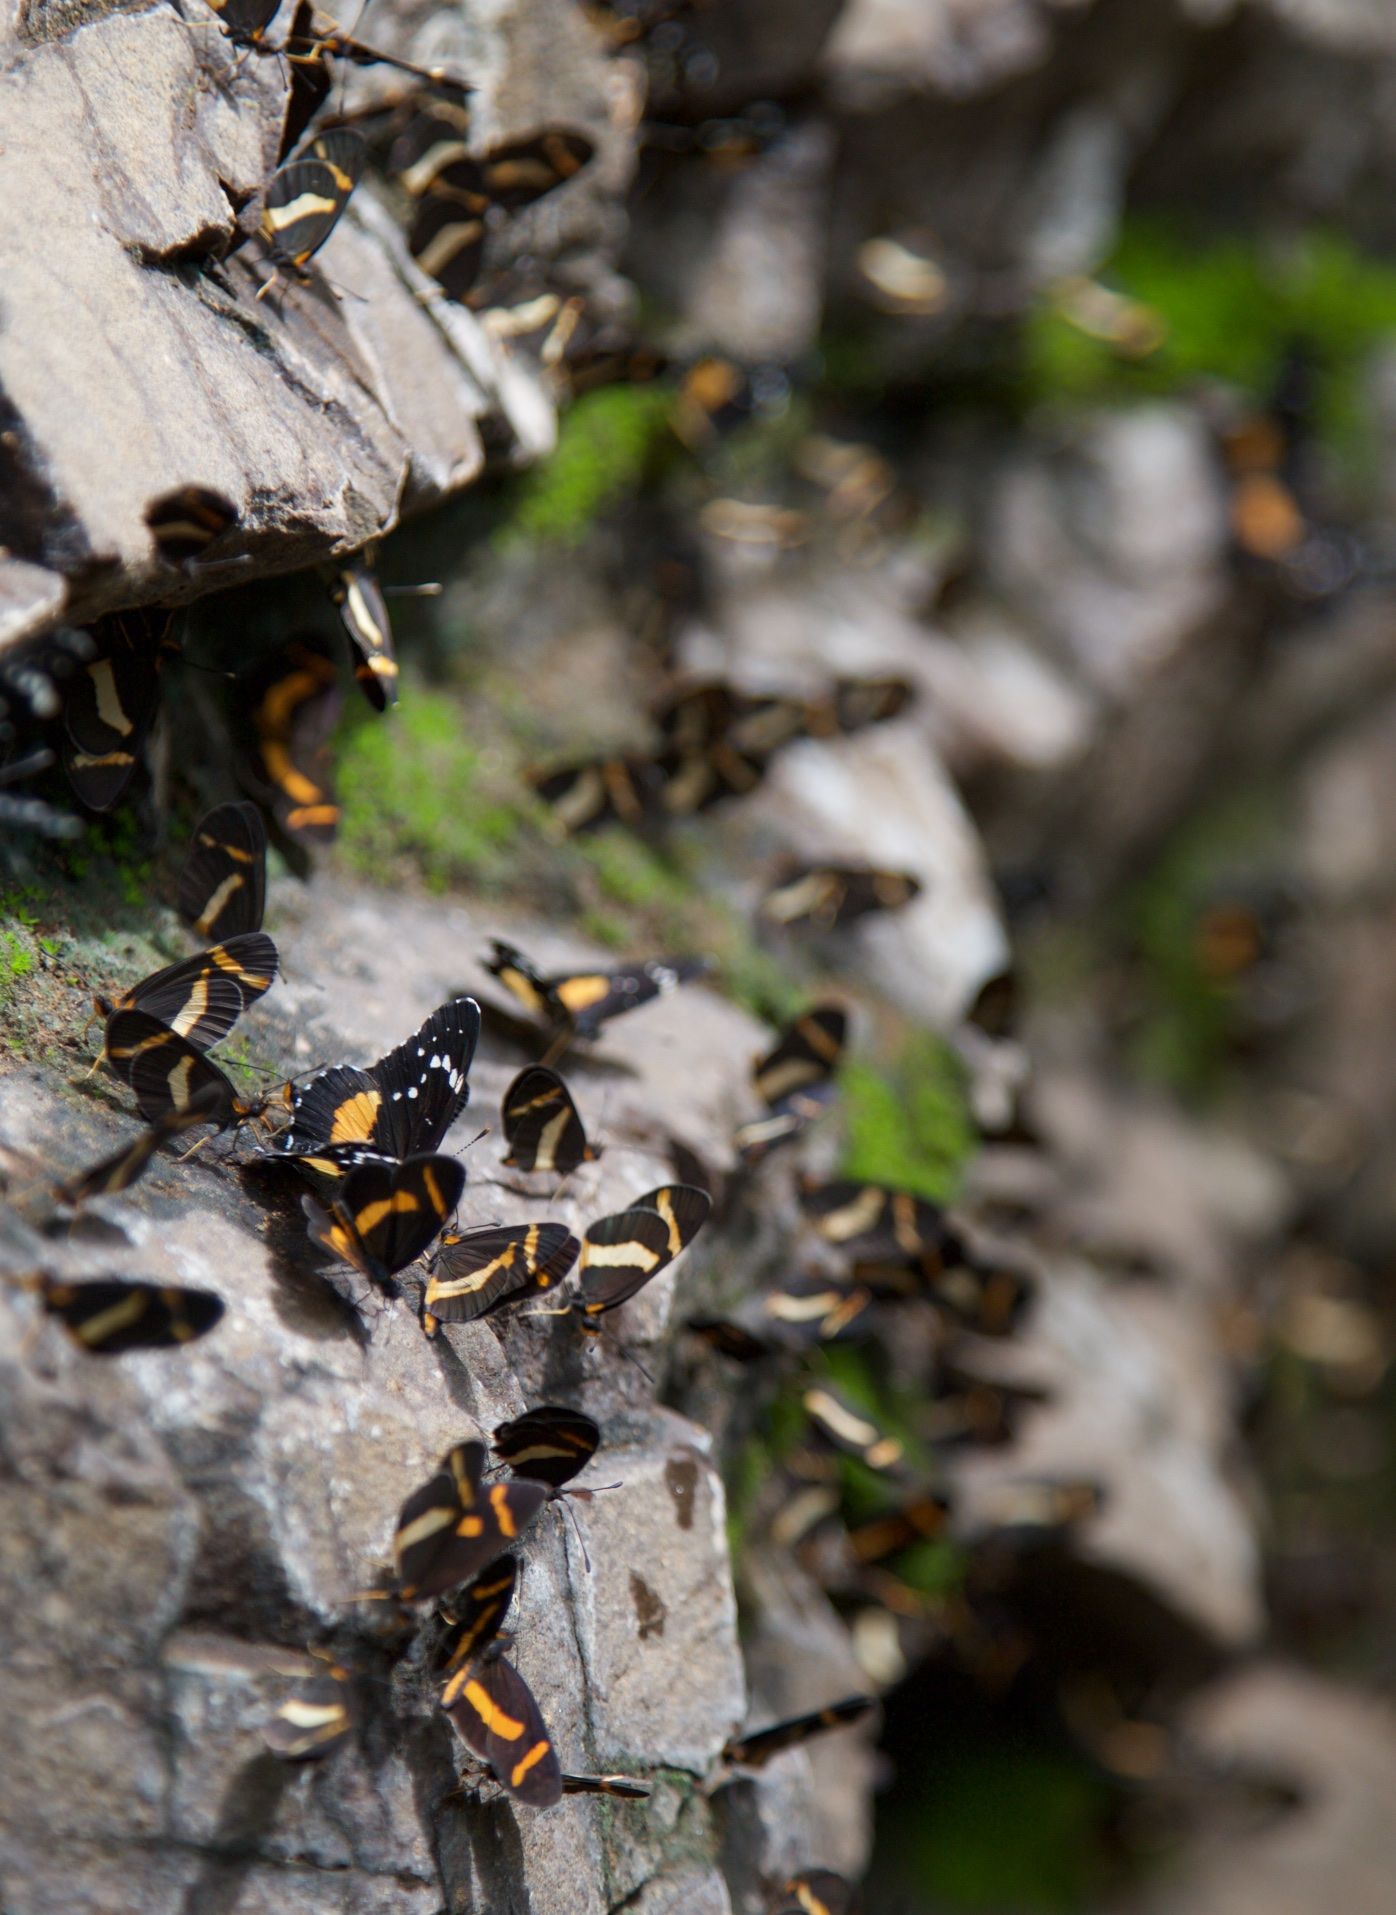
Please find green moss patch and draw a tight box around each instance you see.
[840,1031,978,1204]
[497,385,675,550]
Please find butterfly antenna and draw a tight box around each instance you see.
[593,1322,655,1388]
[557,1493,592,1575]
[382,582,443,598]
[176,1133,213,1164]
[540,1030,570,1070]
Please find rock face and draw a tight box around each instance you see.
[0,883,775,1914]
[0,0,625,641]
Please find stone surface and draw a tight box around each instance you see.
[1113,1665,1396,1915]
[0,880,776,1912]
[0,0,627,628]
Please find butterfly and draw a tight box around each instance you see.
[735,1004,846,1164]
[103,1013,264,1131]
[722,1695,875,1770]
[61,607,176,812]
[760,864,921,932]
[485,939,706,1044]
[34,1275,225,1354]
[393,1441,549,1600]
[500,1067,596,1175]
[801,1386,904,1473]
[263,1656,353,1760]
[52,1092,225,1207]
[303,1153,466,1286]
[574,1183,711,1326]
[144,487,239,566]
[261,130,366,275]
[277,995,481,1167]
[491,1406,599,1489]
[329,556,398,710]
[422,1221,580,1331]
[177,802,267,940]
[443,1635,561,1808]
[244,633,342,841]
[93,933,278,1056]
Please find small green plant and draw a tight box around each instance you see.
[336,690,529,893]
[497,385,674,549]
[1023,219,1396,485]
[839,1031,978,1204]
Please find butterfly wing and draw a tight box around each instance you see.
[424,1221,579,1324]
[177,802,267,939]
[370,995,480,1158]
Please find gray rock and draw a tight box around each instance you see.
[0,882,800,1911]
[0,0,623,624]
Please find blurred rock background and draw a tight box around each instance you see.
[5,0,1396,1910]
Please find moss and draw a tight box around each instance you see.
[497,385,674,550]
[336,689,531,893]
[839,1032,978,1205]
[1023,219,1396,483]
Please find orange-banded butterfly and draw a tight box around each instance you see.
[303,1152,465,1286]
[736,1004,846,1164]
[500,1066,596,1176]
[485,939,706,1042]
[760,864,922,932]
[442,1637,561,1808]
[103,1012,263,1131]
[94,932,279,1056]
[722,1695,875,1770]
[438,1554,517,1668]
[177,802,267,940]
[145,487,238,566]
[329,557,398,711]
[423,1221,579,1330]
[261,130,366,272]
[34,1275,225,1354]
[61,607,175,812]
[529,753,668,835]
[394,1441,549,1601]
[491,1406,599,1489]
[264,1657,353,1760]
[801,1386,904,1474]
[576,1182,711,1323]
[244,633,342,842]
[276,994,480,1165]
[51,1089,225,1207]
[847,1490,954,1564]
[561,1771,651,1798]
[768,1869,859,1915]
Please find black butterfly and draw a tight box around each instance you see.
[145,487,238,566]
[35,1275,226,1354]
[264,1656,353,1760]
[574,1183,711,1325]
[177,802,267,940]
[277,995,481,1166]
[768,1869,860,1915]
[261,130,366,274]
[244,633,343,842]
[423,1221,579,1329]
[491,1406,599,1488]
[103,1012,263,1131]
[304,1152,465,1286]
[94,933,278,1055]
[61,608,175,812]
[393,1441,548,1600]
[442,1636,561,1808]
[52,1091,224,1207]
[329,557,398,711]
[485,939,706,1043]
[500,1067,596,1175]
[735,1004,846,1164]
